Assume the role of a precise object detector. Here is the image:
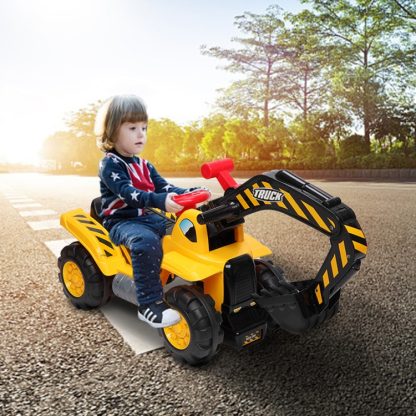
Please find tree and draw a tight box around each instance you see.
[298,0,416,147]
[41,131,77,170]
[372,97,416,154]
[338,134,370,159]
[65,101,102,172]
[141,118,184,168]
[201,5,288,127]
[389,0,416,22]
[280,16,332,124]
[222,119,261,160]
[200,114,228,159]
[257,117,289,163]
[181,122,204,163]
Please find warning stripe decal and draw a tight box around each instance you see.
[244,189,260,206]
[353,241,368,254]
[323,271,330,288]
[280,189,308,220]
[96,236,114,250]
[262,181,287,209]
[253,183,271,205]
[315,284,323,304]
[236,194,250,209]
[302,201,330,232]
[74,215,114,257]
[345,225,367,254]
[339,241,348,267]
[345,225,365,239]
[317,238,350,303]
[331,254,339,278]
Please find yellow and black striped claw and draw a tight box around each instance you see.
[345,224,367,256]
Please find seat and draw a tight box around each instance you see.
[90,197,103,224]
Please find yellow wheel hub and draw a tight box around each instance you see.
[163,313,191,350]
[62,261,85,298]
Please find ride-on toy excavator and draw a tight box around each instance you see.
[58,159,367,365]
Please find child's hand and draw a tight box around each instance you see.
[165,193,184,213]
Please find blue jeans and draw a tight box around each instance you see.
[106,214,168,305]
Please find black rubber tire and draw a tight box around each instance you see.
[159,285,223,366]
[58,242,113,309]
[255,260,295,295]
[256,260,341,330]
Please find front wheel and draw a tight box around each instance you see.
[159,285,223,366]
[58,242,112,309]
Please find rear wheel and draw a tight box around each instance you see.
[255,260,300,334]
[159,285,223,366]
[58,242,112,309]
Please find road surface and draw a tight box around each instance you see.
[0,173,415,415]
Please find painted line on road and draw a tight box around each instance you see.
[9,199,35,204]
[3,188,182,355]
[46,238,163,354]
[3,195,28,199]
[27,219,61,230]
[1,193,26,198]
[20,209,58,217]
[44,238,77,258]
[12,203,43,209]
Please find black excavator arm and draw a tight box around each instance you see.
[197,169,367,333]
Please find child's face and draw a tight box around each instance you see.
[114,121,147,157]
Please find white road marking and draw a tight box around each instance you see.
[13,203,43,208]
[19,209,57,217]
[9,199,35,204]
[4,195,27,199]
[27,219,61,230]
[44,238,77,258]
[45,237,163,354]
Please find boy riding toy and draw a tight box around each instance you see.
[58,158,367,365]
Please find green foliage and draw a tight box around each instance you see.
[141,118,185,168]
[64,101,102,172]
[299,0,415,144]
[338,152,416,168]
[338,134,371,159]
[41,1,415,173]
[200,114,228,159]
[201,5,288,126]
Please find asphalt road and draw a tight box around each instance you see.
[0,173,415,416]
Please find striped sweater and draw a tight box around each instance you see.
[99,150,188,222]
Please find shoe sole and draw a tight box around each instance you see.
[138,313,181,329]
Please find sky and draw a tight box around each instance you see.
[0,0,304,164]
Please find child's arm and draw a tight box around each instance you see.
[100,159,167,210]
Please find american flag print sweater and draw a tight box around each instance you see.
[99,150,188,221]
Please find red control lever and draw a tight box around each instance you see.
[201,158,238,191]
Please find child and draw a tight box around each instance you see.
[95,94,195,328]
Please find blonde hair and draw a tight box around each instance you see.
[95,95,148,151]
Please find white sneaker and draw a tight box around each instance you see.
[138,300,181,328]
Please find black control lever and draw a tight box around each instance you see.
[197,202,241,225]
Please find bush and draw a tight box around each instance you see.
[338,134,370,159]
[287,155,336,170]
[337,152,416,169]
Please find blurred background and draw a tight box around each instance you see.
[0,0,415,174]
